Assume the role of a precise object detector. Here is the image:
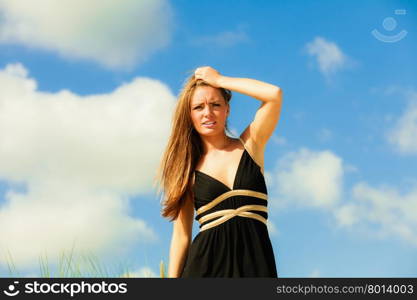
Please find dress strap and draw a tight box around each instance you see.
[238,136,264,175]
[238,136,246,150]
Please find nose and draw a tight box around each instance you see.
[202,104,214,117]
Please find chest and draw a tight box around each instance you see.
[195,148,245,190]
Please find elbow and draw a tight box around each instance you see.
[265,86,282,103]
[273,86,283,103]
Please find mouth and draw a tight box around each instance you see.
[202,121,216,128]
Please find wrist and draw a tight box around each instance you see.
[216,75,228,88]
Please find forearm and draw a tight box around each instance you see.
[217,76,282,103]
[167,237,191,278]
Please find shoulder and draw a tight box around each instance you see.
[239,134,265,174]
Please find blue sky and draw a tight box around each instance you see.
[0,0,416,277]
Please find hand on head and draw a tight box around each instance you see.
[194,66,222,88]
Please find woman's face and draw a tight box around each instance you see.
[190,85,229,137]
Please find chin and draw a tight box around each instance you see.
[198,128,222,136]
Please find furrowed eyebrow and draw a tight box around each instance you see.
[192,100,221,106]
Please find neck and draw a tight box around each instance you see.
[201,134,231,154]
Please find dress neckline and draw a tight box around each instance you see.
[195,137,246,191]
[195,148,246,191]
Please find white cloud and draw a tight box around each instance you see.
[269,148,344,210]
[265,142,417,247]
[267,219,279,236]
[191,26,249,48]
[333,203,360,227]
[264,170,273,188]
[305,36,350,77]
[334,182,417,247]
[0,0,173,70]
[386,91,417,155]
[0,63,176,269]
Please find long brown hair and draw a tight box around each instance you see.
[154,73,232,221]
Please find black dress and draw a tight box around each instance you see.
[180,138,278,277]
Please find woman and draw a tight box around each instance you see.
[155,66,283,277]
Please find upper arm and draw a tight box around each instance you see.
[172,192,194,242]
[242,88,283,149]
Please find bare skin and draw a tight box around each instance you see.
[167,66,283,277]
[191,66,283,183]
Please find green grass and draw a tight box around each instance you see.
[3,244,166,278]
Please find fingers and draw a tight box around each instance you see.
[195,66,209,71]
[193,66,220,86]
[194,67,207,80]
[194,66,211,74]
